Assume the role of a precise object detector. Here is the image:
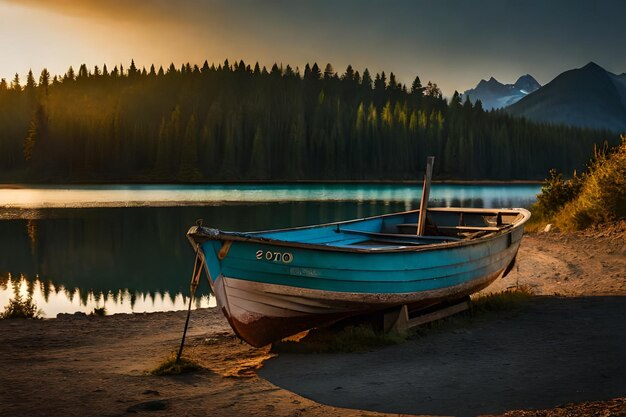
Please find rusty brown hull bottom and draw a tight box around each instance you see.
[214,268,505,348]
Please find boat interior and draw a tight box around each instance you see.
[254,208,528,250]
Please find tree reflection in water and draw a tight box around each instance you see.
[0,273,214,318]
[0,187,538,316]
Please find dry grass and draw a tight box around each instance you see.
[531,135,625,232]
[273,288,535,353]
[555,137,626,231]
[272,323,407,354]
[151,353,202,376]
[471,286,534,313]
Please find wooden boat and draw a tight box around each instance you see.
[186,206,531,347]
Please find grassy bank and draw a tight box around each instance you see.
[529,135,625,231]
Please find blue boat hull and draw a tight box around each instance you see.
[188,208,530,347]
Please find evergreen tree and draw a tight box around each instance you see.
[248,125,268,178]
[270,63,281,78]
[361,69,373,90]
[64,66,75,81]
[178,113,201,180]
[38,69,50,96]
[127,60,136,77]
[343,65,355,81]
[311,63,321,80]
[424,81,442,98]
[323,63,335,80]
[24,103,48,171]
[411,75,424,96]
[25,70,36,105]
[153,116,168,178]
[78,64,89,79]
[388,72,398,91]
[25,70,36,90]
[11,73,20,90]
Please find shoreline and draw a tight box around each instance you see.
[0,227,624,416]
[0,179,543,189]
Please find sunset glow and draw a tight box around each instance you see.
[2,0,625,95]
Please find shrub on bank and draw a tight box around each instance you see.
[1,293,41,319]
[555,136,626,230]
[531,169,583,224]
[531,135,625,231]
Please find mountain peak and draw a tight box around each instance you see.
[465,73,541,110]
[514,74,541,93]
[508,62,626,132]
[581,62,605,71]
[477,77,502,88]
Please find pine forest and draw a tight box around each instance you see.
[0,60,618,183]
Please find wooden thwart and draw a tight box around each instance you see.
[397,223,512,232]
[384,298,471,333]
[340,228,460,243]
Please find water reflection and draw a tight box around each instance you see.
[0,273,214,318]
[0,185,540,317]
[0,183,540,208]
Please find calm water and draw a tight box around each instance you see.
[0,184,540,317]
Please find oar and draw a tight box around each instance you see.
[417,156,435,236]
[176,245,203,363]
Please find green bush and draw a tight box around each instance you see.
[532,169,583,220]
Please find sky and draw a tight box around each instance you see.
[1,0,625,96]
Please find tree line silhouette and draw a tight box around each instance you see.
[0,60,618,182]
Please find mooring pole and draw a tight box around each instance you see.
[417,156,435,236]
[176,246,203,363]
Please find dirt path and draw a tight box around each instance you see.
[0,228,624,417]
[486,226,625,297]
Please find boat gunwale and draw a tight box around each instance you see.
[187,207,531,254]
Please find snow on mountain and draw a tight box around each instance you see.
[463,74,541,110]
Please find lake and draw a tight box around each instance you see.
[0,183,540,317]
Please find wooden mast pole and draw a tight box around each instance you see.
[417,156,435,236]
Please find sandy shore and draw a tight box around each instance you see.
[0,226,624,417]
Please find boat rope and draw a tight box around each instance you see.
[176,244,204,363]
